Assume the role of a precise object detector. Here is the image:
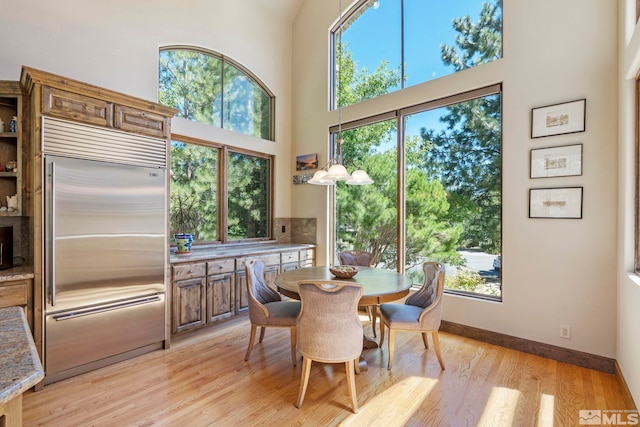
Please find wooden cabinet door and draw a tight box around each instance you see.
[114,105,170,138]
[172,277,206,334]
[235,271,248,314]
[43,86,113,127]
[206,273,234,323]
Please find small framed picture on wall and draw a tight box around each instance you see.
[529,187,583,219]
[530,144,582,178]
[531,99,586,138]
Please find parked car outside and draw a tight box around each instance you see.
[493,255,501,271]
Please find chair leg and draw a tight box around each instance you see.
[296,357,312,408]
[432,331,445,370]
[290,326,297,366]
[368,306,377,338]
[258,326,266,343]
[422,332,429,349]
[387,329,396,370]
[345,359,359,413]
[379,319,385,347]
[244,324,257,361]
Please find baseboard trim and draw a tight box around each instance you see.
[440,320,615,373]
[614,360,638,410]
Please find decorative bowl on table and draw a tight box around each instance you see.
[329,265,358,279]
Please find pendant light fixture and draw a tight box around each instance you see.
[308,0,373,186]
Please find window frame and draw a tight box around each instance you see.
[330,84,502,301]
[330,0,503,110]
[159,45,276,141]
[170,134,274,245]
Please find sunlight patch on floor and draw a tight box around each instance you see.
[477,386,522,427]
[537,393,555,427]
[338,376,438,427]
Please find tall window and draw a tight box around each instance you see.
[334,88,501,300]
[170,140,219,241]
[227,151,272,241]
[333,0,502,107]
[170,137,273,244]
[159,47,275,141]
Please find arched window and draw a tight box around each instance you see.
[159,46,275,141]
[332,0,502,108]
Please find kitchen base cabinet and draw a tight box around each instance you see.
[206,273,233,323]
[0,278,33,332]
[173,277,206,334]
[171,245,315,336]
[172,262,207,334]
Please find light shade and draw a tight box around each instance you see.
[307,170,333,185]
[346,169,374,185]
[325,164,351,181]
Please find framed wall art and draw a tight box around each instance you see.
[296,153,319,171]
[531,99,586,138]
[530,143,582,178]
[529,187,583,219]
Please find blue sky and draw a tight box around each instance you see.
[341,0,488,137]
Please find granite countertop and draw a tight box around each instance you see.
[0,265,34,283]
[170,242,316,264]
[0,307,44,404]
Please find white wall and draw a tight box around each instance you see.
[292,0,620,363]
[0,0,294,218]
[618,0,640,406]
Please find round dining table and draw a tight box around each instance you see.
[274,265,413,306]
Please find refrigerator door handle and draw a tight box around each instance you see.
[52,295,162,321]
[50,161,57,306]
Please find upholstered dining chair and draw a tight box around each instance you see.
[295,281,364,413]
[244,259,301,366]
[337,250,378,337]
[338,250,372,267]
[379,261,446,371]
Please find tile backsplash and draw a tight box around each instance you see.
[274,218,316,244]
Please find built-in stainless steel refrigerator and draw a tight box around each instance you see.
[43,117,167,385]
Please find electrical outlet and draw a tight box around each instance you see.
[560,324,571,339]
[281,225,286,233]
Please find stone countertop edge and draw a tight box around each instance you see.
[170,243,316,264]
[0,265,35,282]
[0,306,44,405]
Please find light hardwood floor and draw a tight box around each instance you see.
[23,314,636,427]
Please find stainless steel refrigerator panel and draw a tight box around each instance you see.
[45,293,165,375]
[44,155,167,313]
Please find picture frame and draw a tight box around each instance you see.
[529,187,583,219]
[530,143,582,178]
[296,153,318,171]
[531,99,586,138]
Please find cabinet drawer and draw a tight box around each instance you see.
[43,86,113,127]
[207,258,235,275]
[281,251,299,264]
[299,249,315,261]
[236,254,280,271]
[0,282,28,307]
[173,263,206,281]
[114,105,170,138]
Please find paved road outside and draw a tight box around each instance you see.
[447,249,500,282]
